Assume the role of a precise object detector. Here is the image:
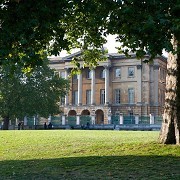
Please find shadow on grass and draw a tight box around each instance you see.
[0,155,179,180]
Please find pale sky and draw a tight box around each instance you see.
[60,34,168,58]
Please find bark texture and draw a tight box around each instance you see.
[159,36,180,144]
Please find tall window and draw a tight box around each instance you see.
[86,90,91,104]
[60,71,65,78]
[115,68,121,78]
[128,88,134,104]
[100,89,105,104]
[73,74,78,80]
[60,97,65,105]
[115,89,121,104]
[87,70,92,79]
[73,90,78,105]
[128,67,135,77]
[100,69,105,78]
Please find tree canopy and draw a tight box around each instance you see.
[0,0,179,68]
[0,59,69,129]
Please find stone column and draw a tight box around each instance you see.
[33,116,36,126]
[48,115,52,123]
[150,113,155,124]
[135,114,139,125]
[91,69,96,105]
[119,113,124,124]
[104,66,110,105]
[76,115,80,125]
[78,73,82,105]
[154,65,159,105]
[15,118,18,126]
[91,115,95,125]
[65,68,69,105]
[107,108,112,124]
[24,116,27,126]
[137,65,142,104]
[62,115,66,125]
[108,115,111,124]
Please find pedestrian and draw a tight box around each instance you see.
[86,122,90,129]
[44,122,47,129]
[48,122,52,129]
[21,121,24,130]
[18,122,21,130]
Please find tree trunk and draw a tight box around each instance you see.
[2,116,10,130]
[159,36,180,144]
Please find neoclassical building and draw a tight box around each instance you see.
[49,52,167,125]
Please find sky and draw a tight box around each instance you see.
[59,34,168,58]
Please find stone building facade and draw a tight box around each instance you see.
[49,52,167,125]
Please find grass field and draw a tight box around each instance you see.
[0,130,179,180]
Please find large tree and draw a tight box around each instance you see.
[75,0,180,144]
[105,1,180,144]
[0,59,69,130]
[0,0,179,144]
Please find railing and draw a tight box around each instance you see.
[6,114,163,130]
[123,115,135,124]
[111,115,119,125]
[67,116,76,126]
[139,116,150,124]
[80,115,91,125]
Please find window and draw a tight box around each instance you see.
[54,71,59,76]
[115,89,121,104]
[73,74,77,80]
[100,89,105,104]
[128,67,135,77]
[60,97,65,105]
[87,70,92,79]
[100,69,105,78]
[73,91,78,105]
[115,68,121,78]
[86,90,91,104]
[60,71,65,78]
[128,88,134,104]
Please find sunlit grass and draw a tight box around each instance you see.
[0,130,179,179]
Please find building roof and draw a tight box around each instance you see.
[49,51,167,65]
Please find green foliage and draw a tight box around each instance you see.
[0,130,179,179]
[70,48,108,74]
[0,0,72,67]
[1,0,178,68]
[107,0,179,60]
[0,58,69,119]
[0,0,110,70]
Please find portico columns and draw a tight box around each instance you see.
[153,64,159,115]
[154,65,159,105]
[64,68,69,105]
[104,66,110,105]
[91,69,96,105]
[137,65,142,104]
[78,73,82,105]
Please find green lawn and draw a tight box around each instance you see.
[0,130,179,180]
